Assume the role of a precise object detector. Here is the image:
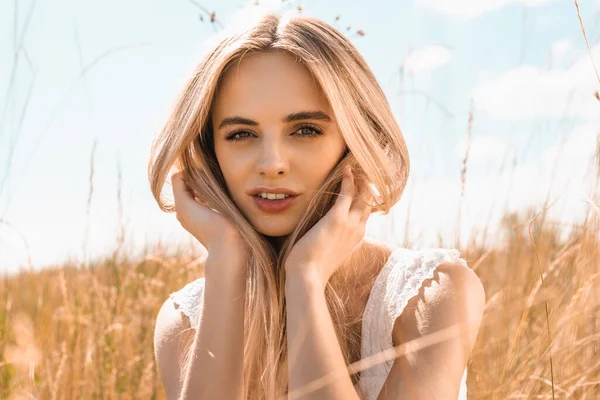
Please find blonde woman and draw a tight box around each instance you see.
[151,12,485,400]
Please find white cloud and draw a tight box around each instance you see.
[366,122,599,250]
[417,0,557,19]
[454,134,512,161]
[470,44,600,120]
[550,39,573,65]
[542,123,599,181]
[403,44,452,75]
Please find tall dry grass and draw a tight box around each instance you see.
[2,73,600,400]
[1,127,599,399]
[1,191,599,399]
[0,243,209,400]
[1,3,599,399]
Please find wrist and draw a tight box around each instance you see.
[285,265,325,293]
[206,234,248,255]
[205,250,249,280]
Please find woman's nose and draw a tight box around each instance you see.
[257,137,289,177]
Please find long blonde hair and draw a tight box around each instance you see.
[148,12,410,399]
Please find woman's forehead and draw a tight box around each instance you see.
[211,52,332,122]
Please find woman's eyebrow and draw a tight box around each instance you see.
[217,110,332,129]
[283,110,332,123]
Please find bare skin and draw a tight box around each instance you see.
[156,50,378,399]
[211,50,348,241]
[154,50,485,399]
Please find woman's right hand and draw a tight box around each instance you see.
[171,171,250,263]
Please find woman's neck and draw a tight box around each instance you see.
[265,234,287,254]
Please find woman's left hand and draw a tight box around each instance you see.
[285,165,374,288]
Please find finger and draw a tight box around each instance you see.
[352,185,374,224]
[193,196,207,206]
[172,172,196,210]
[350,179,372,215]
[360,198,373,222]
[168,170,182,186]
[333,165,355,212]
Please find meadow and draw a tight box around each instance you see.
[1,171,599,399]
[1,2,600,399]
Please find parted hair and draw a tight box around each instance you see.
[148,12,410,399]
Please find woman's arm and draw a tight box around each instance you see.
[283,166,372,399]
[285,269,360,400]
[179,251,248,400]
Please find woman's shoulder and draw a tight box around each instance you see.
[153,294,198,400]
[360,237,481,320]
[168,277,206,330]
[377,242,484,346]
[388,252,485,387]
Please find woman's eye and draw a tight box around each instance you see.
[226,131,254,141]
[225,125,322,142]
[295,125,323,138]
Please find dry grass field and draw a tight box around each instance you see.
[1,191,599,399]
[1,3,599,399]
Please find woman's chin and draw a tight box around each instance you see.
[257,227,295,238]
[252,219,297,238]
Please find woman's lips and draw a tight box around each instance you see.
[252,195,298,213]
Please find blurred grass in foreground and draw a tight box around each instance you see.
[0,203,599,399]
[2,1,600,398]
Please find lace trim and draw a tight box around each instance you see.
[360,247,408,373]
[169,277,206,329]
[357,248,469,400]
[387,248,468,327]
[168,249,470,399]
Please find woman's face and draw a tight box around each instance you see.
[211,50,346,237]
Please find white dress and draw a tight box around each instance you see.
[169,246,469,399]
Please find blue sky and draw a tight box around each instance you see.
[1,0,599,274]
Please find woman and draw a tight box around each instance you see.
[150,12,485,400]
